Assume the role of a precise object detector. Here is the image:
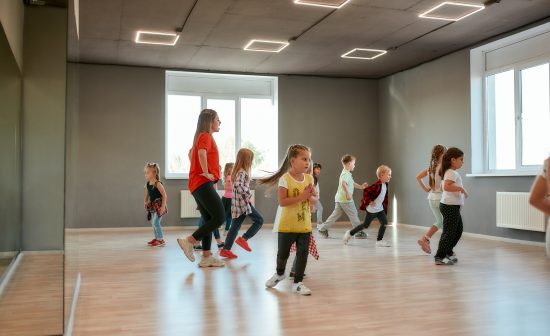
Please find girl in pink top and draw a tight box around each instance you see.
[221,163,234,234]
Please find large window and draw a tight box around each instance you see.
[485,63,550,172]
[165,72,278,179]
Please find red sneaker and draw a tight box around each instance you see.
[151,239,166,247]
[219,249,238,259]
[147,239,157,246]
[235,237,251,252]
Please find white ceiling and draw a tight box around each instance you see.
[68,0,550,78]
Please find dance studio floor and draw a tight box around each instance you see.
[65,225,550,336]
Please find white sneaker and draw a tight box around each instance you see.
[198,255,225,268]
[177,238,196,262]
[265,273,286,288]
[292,282,312,296]
[376,240,391,247]
[343,230,352,245]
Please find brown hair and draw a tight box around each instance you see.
[144,162,160,182]
[258,144,310,186]
[440,147,464,178]
[341,154,355,165]
[193,109,218,145]
[428,144,447,189]
[223,162,234,178]
[232,149,254,183]
[313,163,322,186]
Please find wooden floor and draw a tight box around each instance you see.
[0,254,63,336]
[65,225,550,336]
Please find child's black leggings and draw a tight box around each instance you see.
[276,232,310,283]
[350,211,388,241]
[435,203,463,260]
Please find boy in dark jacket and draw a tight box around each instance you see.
[343,165,392,247]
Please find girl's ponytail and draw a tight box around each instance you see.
[258,144,310,187]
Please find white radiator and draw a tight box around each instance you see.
[180,190,255,218]
[496,192,546,232]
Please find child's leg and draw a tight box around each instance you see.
[427,199,443,238]
[318,203,343,231]
[316,199,323,224]
[152,213,163,240]
[340,202,362,229]
[213,228,221,241]
[349,212,375,236]
[449,210,464,256]
[293,233,310,283]
[434,204,460,260]
[242,206,264,240]
[222,197,232,231]
[375,212,389,241]
[224,215,245,250]
[276,233,297,276]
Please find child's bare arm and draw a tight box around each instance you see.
[529,175,550,214]
[444,180,467,197]
[416,169,430,193]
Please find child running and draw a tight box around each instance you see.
[221,163,234,235]
[260,144,316,296]
[220,149,264,259]
[343,165,392,247]
[144,162,167,247]
[415,144,447,254]
[434,147,468,266]
[318,154,367,238]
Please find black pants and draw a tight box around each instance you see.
[191,182,225,251]
[277,232,310,283]
[221,196,232,231]
[350,211,388,241]
[435,203,463,260]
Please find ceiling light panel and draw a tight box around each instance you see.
[341,48,387,60]
[135,31,179,46]
[419,2,484,21]
[244,40,289,53]
[294,0,351,9]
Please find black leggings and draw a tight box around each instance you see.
[221,197,232,231]
[276,232,310,283]
[350,211,388,241]
[191,182,225,251]
[435,203,463,260]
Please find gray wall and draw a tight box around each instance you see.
[378,49,545,242]
[66,64,379,228]
[22,6,66,250]
[0,0,24,70]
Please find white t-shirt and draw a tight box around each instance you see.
[427,166,443,201]
[441,169,464,205]
[367,183,386,213]
[315,183,320,199]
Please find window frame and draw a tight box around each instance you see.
[164,72,278,180]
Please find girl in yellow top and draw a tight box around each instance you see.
[259,144,317,296]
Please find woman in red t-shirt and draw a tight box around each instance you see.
[177,109,226,267]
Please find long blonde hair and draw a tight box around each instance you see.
[232,149,254,182]
[223,162,234,179]
[258,144,310,186]
[193,109,217,145]
[429,144,447,189]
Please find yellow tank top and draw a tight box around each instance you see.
[278,173,313,233]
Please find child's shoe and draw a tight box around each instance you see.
[435,257,455,265]
[147,239,157,246]
[376,240,391,247]
[177,238,196,262]
[217,242,225,249]
[354,231,368,239]
[318,229,329,239]
[235,237,252,252]
[265,273,286,288]
[447,253,458,263]
[292,282,312,296]
[219,249,238,259]
[343,230,352,245]
[198,255,225,268]
[151,239,166,247]
[417,236,431,254]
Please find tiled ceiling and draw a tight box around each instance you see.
[68,0,550,78]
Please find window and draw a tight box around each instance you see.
[165,72,278,179]
[485,63,550,172]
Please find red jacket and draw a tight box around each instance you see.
[360,180,389,214]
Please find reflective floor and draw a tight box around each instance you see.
[65,225,550,336]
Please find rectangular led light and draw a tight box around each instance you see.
[294,0,351,9]
[244,39,289,53]
[419,2,484,21]
[135,31,179,46]
[341,48,387,60]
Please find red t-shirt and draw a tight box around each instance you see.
[189,132,220,193]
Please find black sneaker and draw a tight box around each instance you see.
[435,257,455,265]
[354,231,368,239]
[446,254,458,263]
[217,242,225,249]
[318,229,329,238]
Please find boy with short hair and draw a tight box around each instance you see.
[343,165,392,247]
[317,154,368,238]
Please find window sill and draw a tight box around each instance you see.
[466,171,539,177]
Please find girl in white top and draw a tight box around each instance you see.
[528,156,550,258]
[434,147,468,266]
[415,144,447,254]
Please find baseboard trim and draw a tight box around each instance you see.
[21,250,64,255]
[0,251,18,258]
[64,272,81,336]
[398,223,546,247]
[0,252,22,298]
